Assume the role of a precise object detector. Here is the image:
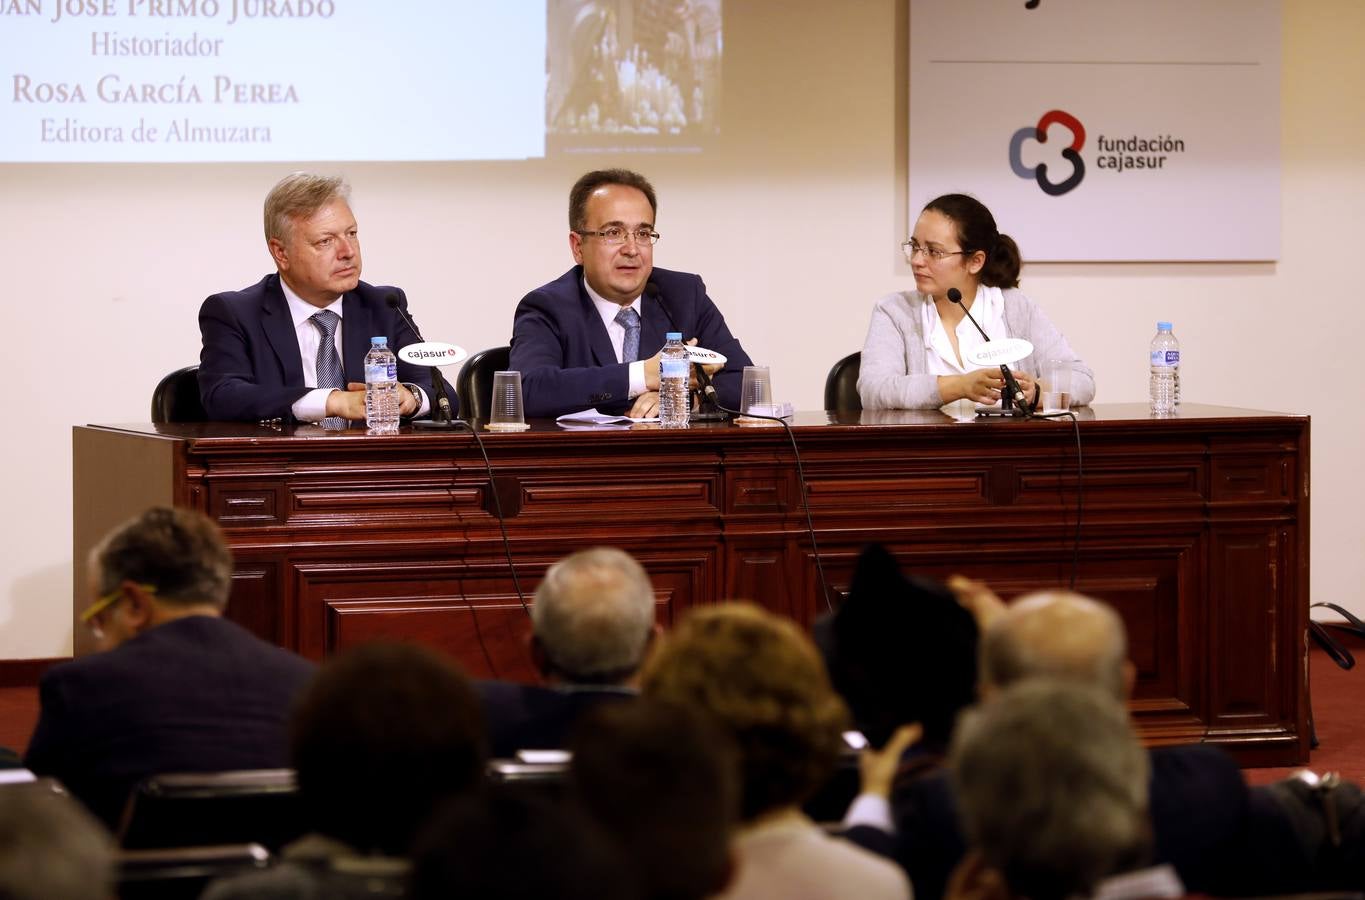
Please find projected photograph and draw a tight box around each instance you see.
[546,0,722,153]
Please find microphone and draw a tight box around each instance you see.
[385,293,458,425]
[645,282,727,420]
[946,288,1031,416]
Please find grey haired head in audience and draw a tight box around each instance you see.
[532,547,656,684]
[950,679,1151,900]
[91,506,233,610]
[0,783,114,900]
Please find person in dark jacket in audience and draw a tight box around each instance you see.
[24,507,315,829]
[203,641,488,900]
[476,547,655,756]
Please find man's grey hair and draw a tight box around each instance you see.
[951,680,1151,900]
[531,547,655,684]
[91,506,234,609]
[0,784,114,900]
[981,591,1128,699]
[264,172,350,244]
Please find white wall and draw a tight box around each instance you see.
[3,0,1360,659]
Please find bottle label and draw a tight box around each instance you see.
[661,358,689,379]
[366,362,397,383]
[1150,350,1180,366]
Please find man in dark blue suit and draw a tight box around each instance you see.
[24,507,315,829]
[198,173,453,425]
[511,169,753,419]
[476,547,655,757]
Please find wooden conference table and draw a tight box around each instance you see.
[72,403,1310,765]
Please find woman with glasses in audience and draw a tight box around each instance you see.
[857,193,1094,411]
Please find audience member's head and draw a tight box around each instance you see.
[0,783,114,900]
[82,506,234,650]
[980,590,1133,699]
[817,543,978,750]
[290,642,486,856]
[571,700,739,900]
[949,680,1151,900]
[410,783,635,900]
[641,603,849,823]
[531,547,656,685]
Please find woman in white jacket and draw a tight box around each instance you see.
[858,193,1094,411]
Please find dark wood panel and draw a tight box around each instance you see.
[224,561,285,647]
[70,405,1311,766]
[1207,527,1290,726]
[284,546,717,674]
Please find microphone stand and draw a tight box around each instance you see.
[690,365,730,422]
[386,295,463,430]
[646,282,730,422]
[947,288,1033,418]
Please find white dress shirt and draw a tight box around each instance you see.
[920,284,1008,376]
[584,277,648,399]
[280,280,429,422]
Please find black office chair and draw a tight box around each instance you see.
[118,769,303,852]
[456,346,511,421]
[823,351,862,412]
[151,366,208,424]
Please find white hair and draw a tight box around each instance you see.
[532,547,655,683]
[951,680,1150,900]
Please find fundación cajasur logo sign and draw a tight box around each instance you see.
[1009,109,1188,197]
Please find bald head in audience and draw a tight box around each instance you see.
[980,590,1134,700]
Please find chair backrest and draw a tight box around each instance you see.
[116,843,270,900]
[151,366,208,424]
[118,769,303,852]
[456,346,512,421]
[823,351,862,412]
[486,757,570,804]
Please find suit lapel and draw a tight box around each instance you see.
[341,291,373,384]
[640,290,669,357]
[261,275,306,386]
[578,276,619,367]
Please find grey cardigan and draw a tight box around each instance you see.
[857,288,1096,410]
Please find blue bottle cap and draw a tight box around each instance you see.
[371,336,386,345]
[1157,321,1172,331]
[666,332,682,340]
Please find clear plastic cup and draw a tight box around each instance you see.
[486,370,530,432]
[737,366,776,424]
[1042,359,1074,412]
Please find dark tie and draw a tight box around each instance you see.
[310,310,346,429]
[615,306,641,363]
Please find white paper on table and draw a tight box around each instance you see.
[555,409,660,427]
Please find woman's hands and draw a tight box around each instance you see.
[939,368,1035,405]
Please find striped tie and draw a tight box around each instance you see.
[310,310,346,429]
[616,306,641,363]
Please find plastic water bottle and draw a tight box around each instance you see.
[658,332,690,429]
[365,336,400,434]
[1149,322,1180,414]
